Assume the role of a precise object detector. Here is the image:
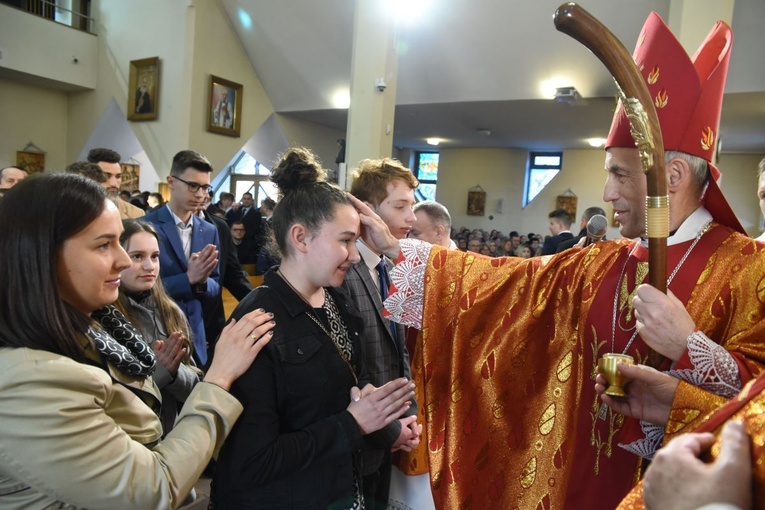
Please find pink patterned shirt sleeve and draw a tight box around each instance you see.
[383,239,433,330]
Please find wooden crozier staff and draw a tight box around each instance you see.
[554,2,668,368]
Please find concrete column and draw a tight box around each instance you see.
[342,0,398,189]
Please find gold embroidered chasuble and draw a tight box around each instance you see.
[410,224,765,509]
[618,373,765,509]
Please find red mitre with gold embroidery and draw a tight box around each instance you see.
[606,12,744,233]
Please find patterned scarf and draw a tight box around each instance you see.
[90,305,157,377]
[317,292,364,510]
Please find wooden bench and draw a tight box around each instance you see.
[222,275,263,318]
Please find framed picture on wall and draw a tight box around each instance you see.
[158,182,170,204]
[127,56,160,121]
[555,192,577,221]
[120,163,140,191]
[16,150,45,174]
[467,187,486,216]
[207,75,242,137]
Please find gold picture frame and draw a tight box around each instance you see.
[555,194,578,221]
[467,189,486,216]
[207,75,242,137]
[15,150,45,174]
[158,182,170,204]
[120,163,140,191]
[127,57,160,121]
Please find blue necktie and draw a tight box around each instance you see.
[376,258,397,341]
[376,258,389,301]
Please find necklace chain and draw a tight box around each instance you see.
[610,222,712,354]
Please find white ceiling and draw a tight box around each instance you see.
[220,0,765,153]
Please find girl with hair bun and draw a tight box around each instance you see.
[212,147,415,509]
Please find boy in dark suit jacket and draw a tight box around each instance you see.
[344,158,422,509]
[541,207,574,255]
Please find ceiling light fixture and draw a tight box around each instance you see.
[386,0,432,22]
[331,90,351,109]
[540,77,569,99]
[426,138,441,146]
[477,129,492,136]
[554,86,582,105]
[587,137,607,147]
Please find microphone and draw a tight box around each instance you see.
[584,214,608,246]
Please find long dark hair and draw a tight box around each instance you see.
[0,173,108,361]
[270,147,351,258]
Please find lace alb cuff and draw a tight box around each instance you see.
[620,332,741,459]
[669,330,740,399]
[384,239,432,329]
[619,420,664,460]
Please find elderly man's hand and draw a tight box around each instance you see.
[633,285,696,361]
[595,363,680,425]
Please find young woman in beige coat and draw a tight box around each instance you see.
[0,173,274,509]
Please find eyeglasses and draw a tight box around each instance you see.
[231,228,245,232]
[173,175,213,194]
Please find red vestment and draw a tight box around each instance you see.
[388,223,765,509]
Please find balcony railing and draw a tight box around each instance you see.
[1,0,94,34]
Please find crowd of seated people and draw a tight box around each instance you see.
[449,226,545,257]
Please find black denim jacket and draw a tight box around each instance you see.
[212,268,391,509]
